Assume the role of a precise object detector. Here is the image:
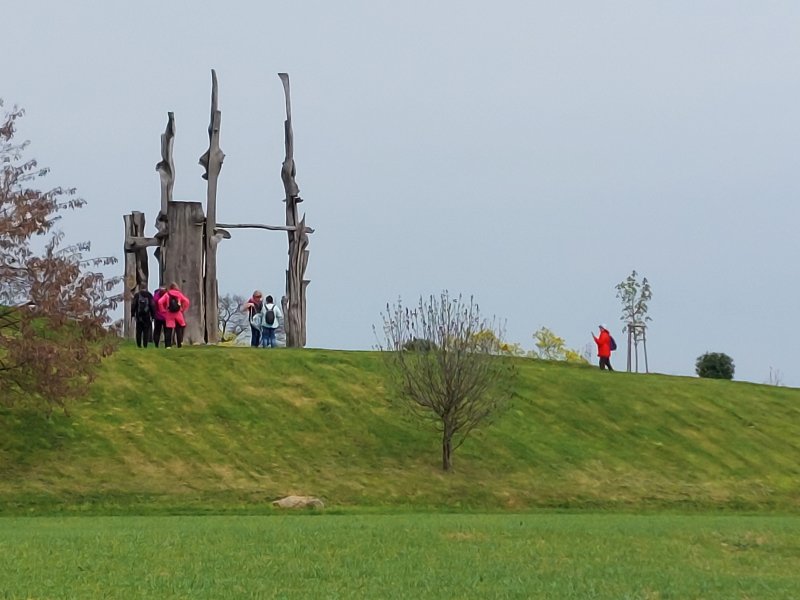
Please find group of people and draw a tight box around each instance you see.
[243,290,283,348]
[131,285,282,349]
[131,283,190,349]
[131,288,612,363]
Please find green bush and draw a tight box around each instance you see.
[402,338,436,352]
[695,352,735,380]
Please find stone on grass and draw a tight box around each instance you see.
[272,495,325,509]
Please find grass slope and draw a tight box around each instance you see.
[1,345,799,513]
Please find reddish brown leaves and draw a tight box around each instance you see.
[1,100,119,413]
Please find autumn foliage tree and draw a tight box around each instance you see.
[0,100,119,413]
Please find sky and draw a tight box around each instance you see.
[4,1,800,385]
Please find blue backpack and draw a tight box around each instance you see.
[609,335,617,351]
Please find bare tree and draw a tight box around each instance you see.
[218,293,248,339]
[377,292,516,471]
[1,100,119,413]
[766,367,784,387]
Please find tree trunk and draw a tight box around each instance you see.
[162,201,206,345]
[123,212,149,340]
[442,426,453,472]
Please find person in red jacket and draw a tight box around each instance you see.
[592,324,614,371]
[157,282,191,348]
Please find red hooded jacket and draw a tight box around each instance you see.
[593,328,612,358]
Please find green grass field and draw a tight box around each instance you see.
[1,513,799,599]
[1,345,800,513]
[2,345,800,597]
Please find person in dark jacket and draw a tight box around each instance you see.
[591,324,614,371]
[131,284,156,348]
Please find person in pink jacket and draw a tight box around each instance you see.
[152,285,168,347]
[157,282,191,348]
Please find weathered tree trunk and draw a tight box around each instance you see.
[123,224,135,339]
[199,70,225,344]
[284,215,310,347]
[278,73,310,347]
[155,112,176,286]
[123,211,149,339]
[162,201,206,345]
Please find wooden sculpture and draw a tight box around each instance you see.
[122,70,312,346]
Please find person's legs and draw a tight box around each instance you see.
[250,325,261,347]
[599,357,613,371]
[135,320,144,348]
[164,327,173,348]
[175,325,185,348]
[260,327,268,348]
[142,319,152,348]
[153,319,164,347]
[266,327,276,348]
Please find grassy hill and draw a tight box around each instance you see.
[1,345,799,514]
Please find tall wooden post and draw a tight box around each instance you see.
[155,112,176,285]
[123,211,149,339]
[279,73,311,347]
[199,70,225,344]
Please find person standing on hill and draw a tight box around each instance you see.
[592,324,615,371]
[131,284,156,348]
[243,290,264,348]
[260,295,283,348]
[157,282,190,348]
[152,285,168,347]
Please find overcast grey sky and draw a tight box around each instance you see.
[5,1,800,385]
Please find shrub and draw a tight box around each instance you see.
[403,338,436,352]
[696,352,734,380]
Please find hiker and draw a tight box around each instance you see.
[131,284,156,348]
[592,324,615,371]
[157,282,190,349]
[152,285,168,347]
[259,295,283,348]
[243,290,264,348]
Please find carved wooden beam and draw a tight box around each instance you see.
[125,236,160,251]
[216,222,315,233]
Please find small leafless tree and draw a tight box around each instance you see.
[767,367,784,387]
[1,100,120,414]
[377,292,516,472]
[218,293,248,339]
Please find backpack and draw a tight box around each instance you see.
[609,335,617,351]
[264,304,276,326]
[136,294,151,320]
[167,294,181,313]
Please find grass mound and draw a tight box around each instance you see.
[1,345,799,513]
